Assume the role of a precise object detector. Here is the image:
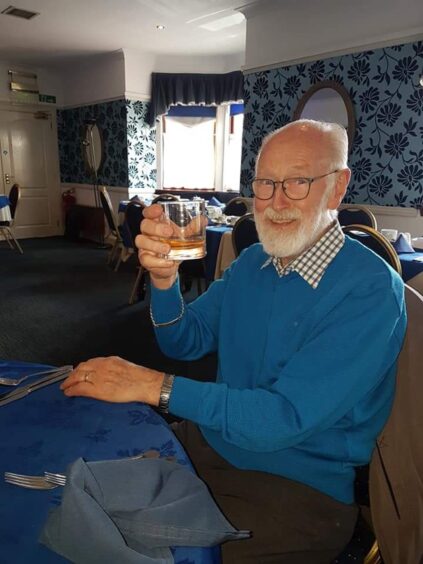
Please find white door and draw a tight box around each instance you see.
[0,108,62,238]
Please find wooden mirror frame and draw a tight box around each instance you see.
[293,80,356,152]
[81,123,105,176]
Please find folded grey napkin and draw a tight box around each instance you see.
[40,457,249,563]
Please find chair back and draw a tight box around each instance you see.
[343,225,401,275]
[99,186,119,235]
[338,205,377,229]
[223,197,250,217]
[8,183,20,220]
[152,193,180,204]
[232,213,259,257]
[124,202,145,249]
[369,285,423,564]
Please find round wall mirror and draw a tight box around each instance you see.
[82,122,104,176]
[293,81,356,151]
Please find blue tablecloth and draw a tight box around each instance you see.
[0,195,10,209]
[399,251,423,282]
[0,360,220,564]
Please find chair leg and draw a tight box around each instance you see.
[8,228,23,254]
[364,541,382,564]
[1,227,23,254]
[129,266,145,305]
[113,246,125,272]
[107,239,118,265]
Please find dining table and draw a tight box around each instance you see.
[398,251,423,283]
[0,195,12,222]
[0,360,221,564]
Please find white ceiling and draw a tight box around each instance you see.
[0,0,422,69]
[0,0,255,66]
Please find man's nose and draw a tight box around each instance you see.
[271,183,291,210]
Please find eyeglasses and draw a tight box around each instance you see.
[252,170,339,201]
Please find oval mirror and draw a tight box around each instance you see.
[293,81,355,151]
[82,122,104,176]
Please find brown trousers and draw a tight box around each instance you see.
[172,420,358,564]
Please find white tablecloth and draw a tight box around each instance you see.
[0,205,11,222]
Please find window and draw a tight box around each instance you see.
[156,104,244,192]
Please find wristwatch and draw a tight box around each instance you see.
[158,373,175,413]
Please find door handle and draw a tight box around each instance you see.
[4,173,14,184]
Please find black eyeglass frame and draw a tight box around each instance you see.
[252,170,339,201]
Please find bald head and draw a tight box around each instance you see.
[257,119,349,173]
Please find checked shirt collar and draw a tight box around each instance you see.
[261,221,345,289]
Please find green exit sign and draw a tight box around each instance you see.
[39,94,56,104]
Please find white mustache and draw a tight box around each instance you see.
[263,208,302,221]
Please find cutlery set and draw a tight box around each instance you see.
[4,451,178,490]
[0,365,73,406]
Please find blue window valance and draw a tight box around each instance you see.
[147,71,244,127]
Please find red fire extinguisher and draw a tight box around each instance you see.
[62,188,76,221]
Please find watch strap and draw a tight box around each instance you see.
[158,373,175,413]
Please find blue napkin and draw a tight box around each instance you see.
[392,233,415,254]
[40,457,249,563]
[209,197,222,207]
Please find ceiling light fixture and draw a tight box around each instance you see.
[156,24,165,30]
[1,5,39,20]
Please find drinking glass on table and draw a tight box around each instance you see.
[160,200,207,260]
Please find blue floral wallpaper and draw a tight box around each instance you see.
[241,40,423,208]
[58,100,129,187]
[126,100,156,190]
[58,99,156,190]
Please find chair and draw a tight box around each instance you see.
[223,197,251,217]
[368,285,423,563]
[152,193,180,204]
[338,205,377,229]
[0,183,23,254]
[232,213,259,257]
[99,186,125,271]
[124,201,147,304]
[342,225,401,275]
[333,285,421,564]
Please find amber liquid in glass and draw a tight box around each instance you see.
[160,236,206,260]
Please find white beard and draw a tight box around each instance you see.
[254,202,333,259]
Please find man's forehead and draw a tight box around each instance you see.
[258,128,330,168]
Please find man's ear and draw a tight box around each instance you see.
[328,168,351,210]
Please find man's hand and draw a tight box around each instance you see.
[135,204,179,290]
[60,356,165,406]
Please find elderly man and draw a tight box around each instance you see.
[62,120,406,563]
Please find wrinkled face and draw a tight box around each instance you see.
[254,126,347,259]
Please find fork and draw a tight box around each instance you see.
[44,472,66,486]
[0,365,73,386]
[4,472,59,490]
[5,452,178,490]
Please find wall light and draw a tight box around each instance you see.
[156,24,165,30]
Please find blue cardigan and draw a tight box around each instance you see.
[151,237,407,503]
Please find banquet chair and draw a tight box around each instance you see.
[99,186,125,271]
[367,284,423,564]
[338,205,377,229]
[232,213,259,257]
[124,201,147,304]
[0,183,23,254]
[333,285,422,564]
[152,193,180,204]
[223,197,250,217]
[342,225,401,275]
